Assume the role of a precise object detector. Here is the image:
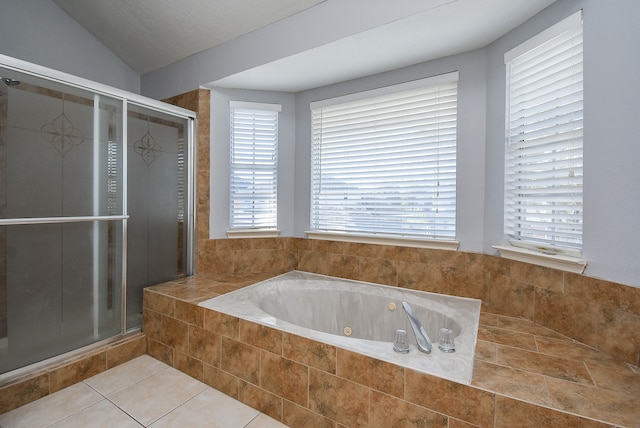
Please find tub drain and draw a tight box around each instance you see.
[343,326,352,336]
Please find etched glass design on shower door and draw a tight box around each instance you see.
[0,65,192,374]
[126,105,188,329]
[0,71,124,373]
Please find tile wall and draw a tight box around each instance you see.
[197,237,640,366]
[162,89,211,269]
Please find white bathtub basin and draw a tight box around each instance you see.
[199,271,481,384]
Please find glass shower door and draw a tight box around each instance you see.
[0,58,194,376]
[125,104,190,329]
[0,70,125,373]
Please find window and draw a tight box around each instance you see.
[310,72,458,243]
[229,101,280,231]
[504,11,583,255]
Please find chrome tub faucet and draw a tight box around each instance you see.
[401,302,433,353]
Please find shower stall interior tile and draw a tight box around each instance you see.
[0,356,289,428]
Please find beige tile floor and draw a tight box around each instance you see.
[0,355,288,428]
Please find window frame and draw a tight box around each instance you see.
[307,72,460,249]
[497,10,586,273]
[228,101,281,237]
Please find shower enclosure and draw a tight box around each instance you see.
[0,56,195,375]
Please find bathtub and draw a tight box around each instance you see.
[199,271,481,384]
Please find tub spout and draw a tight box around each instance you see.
[401,302,432,353]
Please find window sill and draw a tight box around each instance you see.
[306,231,459,251]
[493,245,587,273]
[226,229,280,239]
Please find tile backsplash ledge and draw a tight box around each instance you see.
[197,237,640,366]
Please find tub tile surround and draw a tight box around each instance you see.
[142,245,640,428]
[196,238,640,367]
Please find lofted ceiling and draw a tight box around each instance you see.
[53,0,556,92]
[211,0,557,91]
[53,0,327,75]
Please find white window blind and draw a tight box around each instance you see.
[504,11,583,251]
[230,101,280,230]
[310,73,458,240]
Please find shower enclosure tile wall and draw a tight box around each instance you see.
[0,60,194,377]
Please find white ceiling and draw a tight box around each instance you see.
[54,0,556,92]
[53,0,327,74]
[212,0,557,92]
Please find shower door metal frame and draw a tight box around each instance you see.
[0,53,196,344]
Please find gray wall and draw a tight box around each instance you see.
[0,0,140,93]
